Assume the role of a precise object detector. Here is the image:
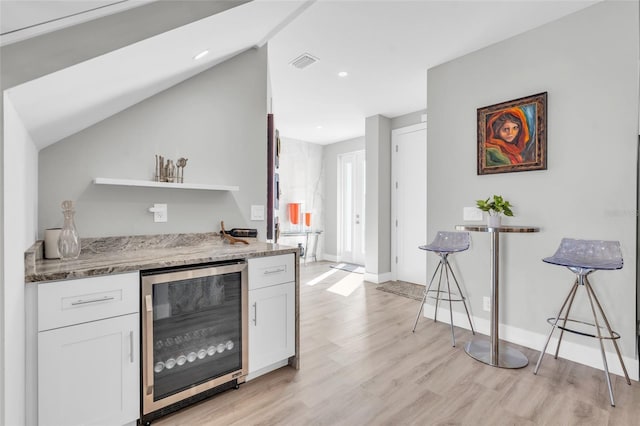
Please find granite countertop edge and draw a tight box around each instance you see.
[25,232,298,284]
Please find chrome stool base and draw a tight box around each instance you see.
[534,274,631,406]
[412,253,475,347]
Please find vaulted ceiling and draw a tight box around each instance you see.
[3,0,313,149]
[1,0,601,147]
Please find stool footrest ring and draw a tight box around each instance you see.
[546,317,621,340]
[425,289,466,303]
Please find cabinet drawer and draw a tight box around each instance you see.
[248,254,295,290]
[38,272,139,331]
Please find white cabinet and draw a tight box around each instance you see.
[37,273,139,426]
[248,282,295,373]
[248,254,296,377]
[38,314,139,426]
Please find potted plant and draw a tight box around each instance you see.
[476,195,514,227]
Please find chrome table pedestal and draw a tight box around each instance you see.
[455,224,539,369]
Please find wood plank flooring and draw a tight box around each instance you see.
[155,261,640,425]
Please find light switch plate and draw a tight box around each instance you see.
[463,206,483,221]
[251,205,264,221]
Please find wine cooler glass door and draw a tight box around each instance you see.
[142,262,247,415]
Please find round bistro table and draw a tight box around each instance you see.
[455,224,540,369]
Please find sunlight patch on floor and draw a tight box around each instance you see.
[326,272,363,297]
[305,267,340,286]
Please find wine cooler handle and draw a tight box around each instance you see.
[145,294,154,394]
[253,302,257,326]
[129,330,134,363]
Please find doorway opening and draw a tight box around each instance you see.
[337,150,365,265]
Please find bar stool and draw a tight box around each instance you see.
[412,231,475,347]
[533,238,631,406]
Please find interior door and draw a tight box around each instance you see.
[338,150,365,265]
[392,123,427,285]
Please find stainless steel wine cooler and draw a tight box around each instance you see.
[140,260,248,424]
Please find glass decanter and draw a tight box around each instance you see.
[58,200,81,260]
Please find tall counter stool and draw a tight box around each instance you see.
[533,238,631,406]
[412,231,475,347]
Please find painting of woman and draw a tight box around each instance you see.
[477,92,546,175]
[485,106,534,166]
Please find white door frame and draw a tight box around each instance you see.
[391,122,427,282]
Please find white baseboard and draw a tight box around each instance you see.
[363,272,393,284]
[314,256,395,284]
[321,253,339,262]
[419,304,639,381]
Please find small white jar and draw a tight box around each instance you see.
[44,228,62,259]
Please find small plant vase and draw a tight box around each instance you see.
[487,215,502,228]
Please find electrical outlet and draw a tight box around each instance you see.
[483,296,491,312]
[149,203,167,223]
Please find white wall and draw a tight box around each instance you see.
[427,0,639,375]
[0,102,3,426]
[277,137,324,257]
[365,115,392,279]
[2,93,39,426]
[391,109,427,130]
[37,47,268,239]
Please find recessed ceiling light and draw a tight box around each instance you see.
[193,50,209,60]
[316,125,323,129]
[338,71,349,77]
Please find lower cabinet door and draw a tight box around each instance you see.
[248,282,295,373]
[38,313,140,426]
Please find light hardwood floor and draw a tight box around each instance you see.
[155,261,640,425]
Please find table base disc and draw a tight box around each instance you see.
[464,338,529,369]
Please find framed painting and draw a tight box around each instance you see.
[477,92,547,175]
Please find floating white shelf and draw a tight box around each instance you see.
[93,177,239,192]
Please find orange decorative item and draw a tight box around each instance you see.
[288,203,301,225]
[305,212,312,227]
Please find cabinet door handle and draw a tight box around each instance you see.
[253,302,257,326]
[70,295,115,306]
[129,330,134,364]
[264,267,285,275]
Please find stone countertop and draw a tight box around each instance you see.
[25,232,298,283]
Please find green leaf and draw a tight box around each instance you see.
[474,194,515,217]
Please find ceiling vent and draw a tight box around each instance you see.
[289,53,319,69]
